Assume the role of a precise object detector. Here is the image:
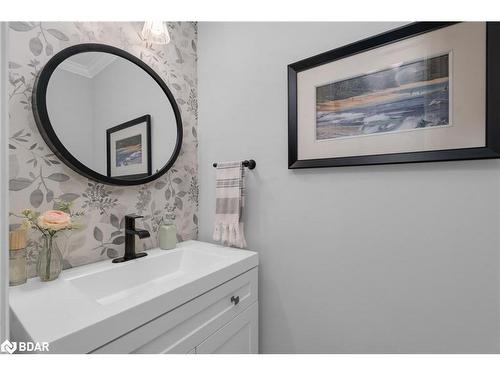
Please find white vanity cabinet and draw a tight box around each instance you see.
[9,241,259,354]
[92,267,258,354]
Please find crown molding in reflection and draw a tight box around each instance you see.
[59,54,117,79]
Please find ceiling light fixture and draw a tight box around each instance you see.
[141,21,171,45]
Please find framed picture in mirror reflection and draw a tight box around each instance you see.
[106,115,152,179]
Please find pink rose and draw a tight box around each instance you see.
[38,210,71,231]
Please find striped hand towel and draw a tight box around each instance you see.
[213,161,247,248]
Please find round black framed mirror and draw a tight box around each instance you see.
[32,43,183,186]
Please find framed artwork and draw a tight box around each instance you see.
[288,22,500,168]
[106,115,152,179]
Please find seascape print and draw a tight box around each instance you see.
[316,54,450,140]
[115,134,142,167]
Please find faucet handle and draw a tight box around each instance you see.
[124,214,144,229]
[125,214,143,220]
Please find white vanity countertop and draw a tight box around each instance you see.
[9,240,258,353]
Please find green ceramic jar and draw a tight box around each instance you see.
[158,224,177,250]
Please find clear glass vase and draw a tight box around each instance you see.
[36,234,63,282]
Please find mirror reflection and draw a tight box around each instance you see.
[45,51,179,181]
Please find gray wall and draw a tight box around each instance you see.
[47,68,94,165]
[198,22,500,353]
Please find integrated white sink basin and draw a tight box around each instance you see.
[9,240,258,353]
[68,247,226,305]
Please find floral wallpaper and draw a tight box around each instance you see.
[8,22,199,277]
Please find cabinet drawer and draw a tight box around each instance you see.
[92,267,258,353]
[196,302,258,354]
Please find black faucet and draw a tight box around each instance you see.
[112,214,150,263]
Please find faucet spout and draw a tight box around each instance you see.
[134,229,151,239]
[125,229,150,239]
[113,214,150,263]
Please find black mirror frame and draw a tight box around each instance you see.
[32,43,183,186]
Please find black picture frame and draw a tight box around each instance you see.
[288,22,500,169]
[32,43,183,186]
[106,115,152,180]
